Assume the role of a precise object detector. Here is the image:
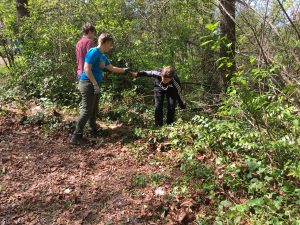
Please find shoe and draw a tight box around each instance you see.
[70,134,88,145]
[87,129,102,138]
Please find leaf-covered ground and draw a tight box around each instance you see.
[0,109,202,225]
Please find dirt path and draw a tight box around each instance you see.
[0,112,173,225]
[0,58,8,70]
[0,58,6,66]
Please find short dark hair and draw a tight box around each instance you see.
[98,32,114,44]
[82,22,96,35]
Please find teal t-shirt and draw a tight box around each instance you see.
[80,47,110,83]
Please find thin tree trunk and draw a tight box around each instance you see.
[219,0,236,92]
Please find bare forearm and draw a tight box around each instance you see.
[86,70,97,84]
[84,63,98,84]
[108,66,125,74]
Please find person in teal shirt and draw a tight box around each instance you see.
[79,47,111,83]
[71,33,131,145]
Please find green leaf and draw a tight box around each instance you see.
[247,198,264,207]
[216,157,223,165]
[205,22,219,31]
[200,40,214,46]
[220,200,233,208]
[217,63,224,69]
[1,167,7,174]
[234,216,242,224]
[264,176,273,182]
[293,119,299,127]
[226,62,233,68]
[249,56,256,64]
[216,57,228,63]
[240,79,247,85]
[234,204,249,212]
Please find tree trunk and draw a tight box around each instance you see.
[219,0,236,92]
[16,0,29,21]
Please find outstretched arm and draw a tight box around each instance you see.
[106,64,130,74]
[137,70,161,77]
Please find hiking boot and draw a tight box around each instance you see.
[70,134,88,145]
[87,128,102,138]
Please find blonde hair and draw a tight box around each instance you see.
[162,66,175,78]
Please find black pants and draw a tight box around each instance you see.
[154,87,177,126]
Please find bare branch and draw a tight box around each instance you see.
[236,0,280,37]
[275,0,300,40]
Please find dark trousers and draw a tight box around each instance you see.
[154,87,177,126]
[73,80,100,136]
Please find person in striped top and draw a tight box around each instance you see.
[131,66,186,126]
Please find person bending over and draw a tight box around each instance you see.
[132,66,186,126]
